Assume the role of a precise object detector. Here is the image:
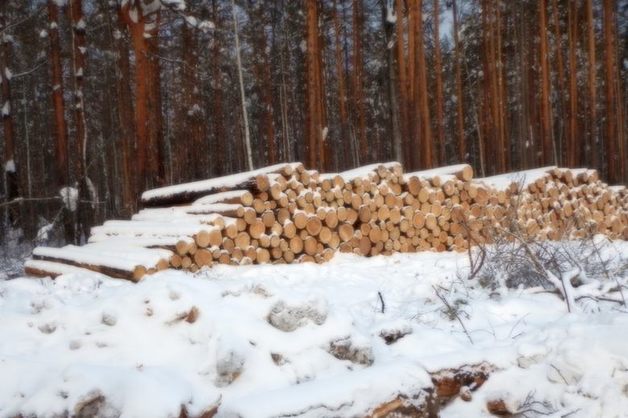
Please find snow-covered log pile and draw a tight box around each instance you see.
[476,167,628,240]
[24,162,627,281]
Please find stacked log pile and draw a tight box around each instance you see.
[25,162,628,281]
[476,167,628,242]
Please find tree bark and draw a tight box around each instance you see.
[495,1,507,171]
[305,0,325,169]
[69,0,87,183]
[119,0,164,190]
[232,0,253,171]
[451,0,465,163]
[407,0,418,169]
[538,0,554,165]
[550,0,566,165]
[383,0,402,165]
[69,0,93,242]
[352,0,367,165]
[110,5,136,215]
[433,0,445,165]
[585,0,597,168]
[0,10,18,206]
[566,0,578,167]
[47,0,69,187]
[333,0,350,169]
[182,23,207,180]
[211,0,226,176]
[255,9,276,166]
[602,0,620,183]
[395,0,410,168]
[480,0,494,172]
[415,0,432,168]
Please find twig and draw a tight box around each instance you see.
[497,227,573,312]
[588,235,626,307]
[432,285,474,344]
[463,221,485,281]
[377,291,385,314]
[0,6,43,34]
[0,196,62,209]
[34,205,65,244]
[549,364,569,385]
[576,295,625,305]
[507,313,529,339]
[12,60,47,79]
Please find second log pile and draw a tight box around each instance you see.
[25,162,628,280]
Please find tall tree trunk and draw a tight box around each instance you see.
[278,2,292,164]
[69,0,92,242]
[550,0,566,165]
[257,15,276,166]
[482,0,505,173]
[352,0,367,165]
[333,0,350,169]
[538,0,554,165]
[182,23,207,179]
[527,6,540,167]
[119,1,164,190]
[232,0,253,171]
[69,0,87,184]
[47,0,69,188]
[415,0,433,168]
[495,1,508,171]
[317,7,329,169]
[0,10,18,207]
[566,0,578,168]
[518,2,536,169]
[146,12,164,185]
[384,0,402,164]
[407,0,418,169]
[110,5,136,215]
[433,0,445,165]
[602,0,620,183]
[480,0,494,172]
[615,21,626,184]
[122,4,149,189]
[48,0,76,243]
[584,0,597,168]
[395,0,410,168]
[211,0,226,175]
[451,0,465,162]
[305,0,324,169]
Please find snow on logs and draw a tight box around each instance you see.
[25,162,628,281]
[140,162,303,207]
[26,245,172,281]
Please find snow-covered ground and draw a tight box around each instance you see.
[1,240,628,418]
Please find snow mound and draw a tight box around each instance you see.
[2,243,628,417]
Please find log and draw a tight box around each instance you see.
[195,227,223,248]
[193,249,213,267]
[24,260,107,279]
[185,203,244,218]
[141,162,303,207]
[193,190,254,206]
[90,220,213,239]
[31,245,167,281]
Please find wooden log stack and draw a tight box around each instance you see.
[476,167,628,242]
[25,163,628,281]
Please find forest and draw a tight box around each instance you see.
[0,0,626,248]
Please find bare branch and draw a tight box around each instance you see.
[0,6,43,34]
[12,60,46,79]
[433,285,474,345]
